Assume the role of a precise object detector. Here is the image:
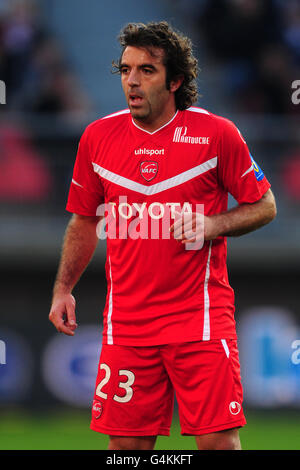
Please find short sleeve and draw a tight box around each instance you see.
[217,117,271,204]
[66,126,104,216]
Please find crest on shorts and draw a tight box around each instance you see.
[92,400,103,419]
[140,161,158,182]
[229,401,241,415]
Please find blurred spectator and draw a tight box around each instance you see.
[0,0,90,205]
[281,149,300,204]
[199,0,282,61]
[0,118,52,201]
[0,0,91,120]
[0,0,44,103]
[280,0,300,63]
[192,0,300,114]
[233,42,297,114]
[20,35,91,121]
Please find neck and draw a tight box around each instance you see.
[132,109,178,133]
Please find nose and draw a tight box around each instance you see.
[127,68,140,87]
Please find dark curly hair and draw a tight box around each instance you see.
[113,21,199,110]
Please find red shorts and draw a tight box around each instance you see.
[90,340,246,436]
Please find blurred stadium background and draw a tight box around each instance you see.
[0,0,300,450]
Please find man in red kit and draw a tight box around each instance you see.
[49,21,276,450]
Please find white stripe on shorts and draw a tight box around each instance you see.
[221,339,230,358]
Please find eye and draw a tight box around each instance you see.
[120,67,129,75]
[143,68,154,74]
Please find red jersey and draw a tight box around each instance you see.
[66,106,270,346]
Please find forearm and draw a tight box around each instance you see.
[206,189,277,239]
[53,214,100,297]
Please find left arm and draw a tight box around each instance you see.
[171,189,277,243]
[204,188,277,240]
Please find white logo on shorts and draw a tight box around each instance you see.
[229,401,241,415]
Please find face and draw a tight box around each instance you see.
[120,46,181,129]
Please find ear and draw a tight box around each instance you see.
[169,75,184,93]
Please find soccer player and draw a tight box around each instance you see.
[49,21,276,450]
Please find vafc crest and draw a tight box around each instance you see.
[92,400,103,419]
[140,161,158,182]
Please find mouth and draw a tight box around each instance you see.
[129,93,144,107]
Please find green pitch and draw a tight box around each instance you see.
[0,409,299,450]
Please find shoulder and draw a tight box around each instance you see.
[183,107,246,147]
[181,107,239,144]
[83,108,131,138]
[185,106,236,130]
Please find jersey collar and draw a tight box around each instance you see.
[131,110,179,135]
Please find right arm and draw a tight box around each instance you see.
[49,214,102,336]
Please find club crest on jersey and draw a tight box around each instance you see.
[140,161,158,181]
[92,400,103,419]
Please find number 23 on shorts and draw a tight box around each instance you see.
[95,363,136,403]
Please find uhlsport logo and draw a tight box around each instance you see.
[135,147,164,156]
[173,127,210,144]
[229,401,241,415]
[140,161,158,181]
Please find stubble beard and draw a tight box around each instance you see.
[130,101,153,123]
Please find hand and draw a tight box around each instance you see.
[170,212,220,244]
[49,293,78,336]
